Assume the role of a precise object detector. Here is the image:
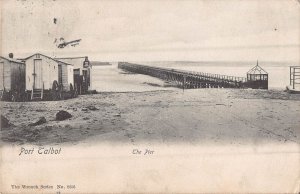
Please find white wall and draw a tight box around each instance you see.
[67,65,74,89]
[60,64,74,91]
[0,59,11,90]
[25,54,58,90]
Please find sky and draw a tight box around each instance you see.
[1,0,300,62]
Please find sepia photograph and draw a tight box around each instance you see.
[0,0,300,193]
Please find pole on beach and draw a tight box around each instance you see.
[290,66,292,86]
[183,75,186,93]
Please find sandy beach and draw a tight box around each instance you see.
[1,66,300,146]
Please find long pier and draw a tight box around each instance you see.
[118,62,247,89]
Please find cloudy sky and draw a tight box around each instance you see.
[1,0,300,61]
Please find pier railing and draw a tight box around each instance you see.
[118,62,247,89]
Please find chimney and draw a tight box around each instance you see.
[8,53,13,59]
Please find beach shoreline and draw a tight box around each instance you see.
[1,87,299,146]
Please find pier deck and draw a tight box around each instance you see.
[118,62,247,89]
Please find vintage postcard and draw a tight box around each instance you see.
[0,0,299,193]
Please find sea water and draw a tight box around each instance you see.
[91,61,299,91]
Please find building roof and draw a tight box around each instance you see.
[55,59,73,66]
[247,61,268,74]
[0,56,25,64]
[55,56,88,60]
[19,53,73,66]
[20,53,53,60]
[55,57,90,68]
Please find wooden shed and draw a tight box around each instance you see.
[0,56,26,101]
[56,60,74,91]
[246,61,268,89]
[21,53,59,91]
[55,56,92,94]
